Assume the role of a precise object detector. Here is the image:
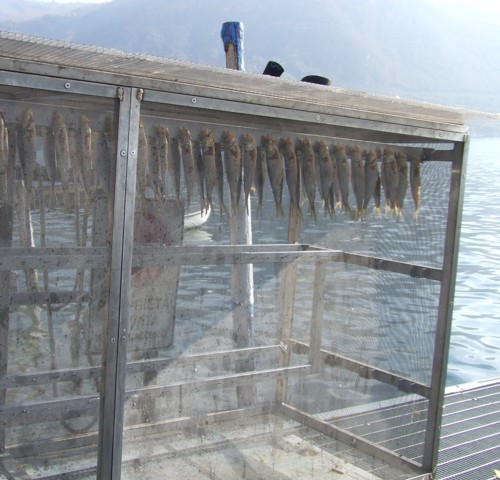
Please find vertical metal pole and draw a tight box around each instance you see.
[97,87,141,480]
[309,260,326,373]
[0,118,15,454]
[422,138,469,474]
[221,21,255,406]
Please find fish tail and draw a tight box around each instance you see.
[310,202,317,223]
[276,203,285,218]
[413,209,420,223]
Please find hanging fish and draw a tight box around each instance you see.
[155,125,169,197]
[350,145,365,220]
[262,134,285,219]
[221,130,242,217]
[67,126,81,195]
[0,111,9,199]
[52,111,72,209]
[169,137,182,204]
[76,115,94,203]
[215,142,227,218]
[332,144,352,217]
[137,119,151,202]
[192,139,207,214]
[298,137,317,222]
[254,145,266,217]
[200,128,218,214]
[241,132,257,214]
[18,108,38,202]
[395,151,408,218]
[314,140,335,219]
[381,147,399,215]
[363,149,381,214]
[410,152,421,221]
[280,137,301,218]
[179,126,199,210]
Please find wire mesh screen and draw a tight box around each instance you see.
[0,92,117,477]
[0,71,462,479]
[115,106,455,479]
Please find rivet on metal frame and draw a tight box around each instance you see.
[64,82,71,89]
[191,97,197,104]
[120,150,127,157]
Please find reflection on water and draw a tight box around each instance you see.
[448,137,500,386]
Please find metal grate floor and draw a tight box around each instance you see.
[436,378,500,480]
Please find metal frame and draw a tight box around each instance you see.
[0,33,468,479]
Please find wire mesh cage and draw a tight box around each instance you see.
[0,32,468,480]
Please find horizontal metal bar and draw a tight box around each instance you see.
[1,365,309,425]
[0,366,102,389]
[3,404,272,461]
[0,245,441,281]
[127,364,311,398]
[0,247,108,270]
[291,340,431,398]
[280,402,426,476]
[1,345,280,388]
[0,70,118,98]
[1,394,100,426]
[132,244,328,266]
[125,344,280,375]
[341,251,442,281]
[145,89,466,143]
[9,291,90,306]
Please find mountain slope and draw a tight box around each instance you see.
[1,0,499,112]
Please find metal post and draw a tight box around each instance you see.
[97,87,142,480]
[0,116,15,453]
[422,138,469,474]
[221,21,256,406]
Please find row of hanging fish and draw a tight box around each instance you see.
[0,108,422,222]
[140,124,423,222]
[137,123,423,222]
[0,107,116,212]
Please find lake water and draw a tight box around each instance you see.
[447,137,500,386]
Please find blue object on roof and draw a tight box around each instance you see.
[221,21,244,71]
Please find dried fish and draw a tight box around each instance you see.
[350,145,365,219]
[0,111,8,197]
[192,139,206,213]
[137,119,150,201]
[169,137,182,203]
[410,153,421,221]
[18,108,38,201]
[314,140,335,219]
[363,149,381,214]
[221,130,242,217]
[200,128,220,214]
[77,115,93,202]
[395,151,408,217]
[333,144,352,216]
[254,145,266,217]
[215,143,227,217]
[155,125,169,196]
[241,133,257,214]
[381,147,399,215]
[298,137,317,222]
[262,134,285,218]
[52,111,71,208]
[280,137,301,217]
[179,126,200,209]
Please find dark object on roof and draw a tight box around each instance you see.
[301,75,332,86]
[263,61,284,77]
